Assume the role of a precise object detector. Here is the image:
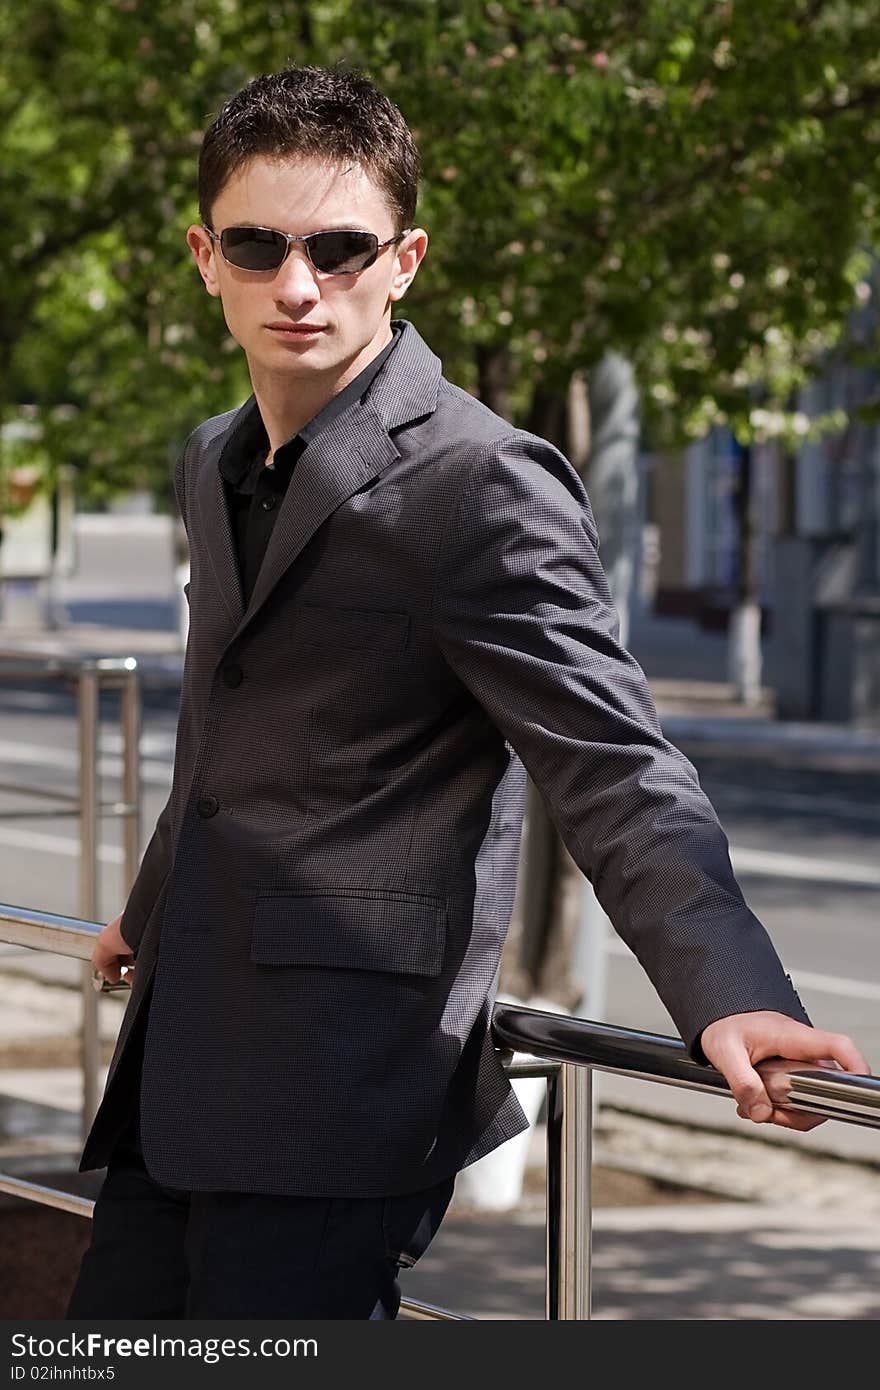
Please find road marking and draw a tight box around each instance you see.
[0,826,124,862]
[730,846,880,886]
[0,738,172,794]
[714,784,880,823]
[767,968,880,1002]
[0,735,175,766]
[605,938,880,1001]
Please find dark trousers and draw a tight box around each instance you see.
[67,985,455,1319]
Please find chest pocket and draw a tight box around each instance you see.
[290,604,410,655]
[289,605,415,817]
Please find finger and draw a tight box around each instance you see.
[716,1043,774,1122]
[92,947,121,985]
[737,1099,825,1130]
[765,1107,827,1132]
[784,1029,870,1075]
[756,1060,797,1108]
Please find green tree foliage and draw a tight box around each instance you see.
[332,0,880,444]
[1,0,318,505]
[3,0,880,503]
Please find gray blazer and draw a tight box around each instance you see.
[78,318,808,1196]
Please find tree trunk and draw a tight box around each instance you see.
[728,443,763,704]
[778,445,798,539]
[525,384,566,443]
[583,352,641,646]
[475,343,511,421]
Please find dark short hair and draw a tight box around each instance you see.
[198,65,420,232]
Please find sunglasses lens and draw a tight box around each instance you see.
[308,230,378,273]
[220,227,288,270]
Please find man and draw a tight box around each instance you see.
[68,65,867,1320]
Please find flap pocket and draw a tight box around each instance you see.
[249,890,445,976]
[290,604,410,653]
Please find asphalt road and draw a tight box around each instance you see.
[604,745,880,1058]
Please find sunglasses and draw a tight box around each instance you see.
[204,224,410,275]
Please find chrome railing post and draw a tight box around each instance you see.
[119,663,141,892]
[0,648,145,1145]
[546,1060,592,1319]
[562,1062,593,1319]
[77,663,101,1138]
[545,1065,561,1318]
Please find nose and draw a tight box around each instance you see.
[272,244,321,309]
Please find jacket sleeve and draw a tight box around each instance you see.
[430,430,809,1058]
[119,431,195,957]
[118,792,172,956]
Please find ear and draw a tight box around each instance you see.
[187,225,222,299]
[388,227,429,304]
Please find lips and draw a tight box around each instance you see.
[267,323,326,335]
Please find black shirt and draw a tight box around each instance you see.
[218,322,402,607]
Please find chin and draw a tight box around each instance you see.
[258,339,332,369]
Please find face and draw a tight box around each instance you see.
[187,154,428,390]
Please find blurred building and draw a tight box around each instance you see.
[642,298,880,725]
[645,429,776,630]
[771,365,880,725]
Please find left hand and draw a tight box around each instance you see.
[699,1011,871,1131]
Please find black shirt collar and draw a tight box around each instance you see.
[218,321,403,493]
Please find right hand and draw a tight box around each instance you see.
[91,911,135,988]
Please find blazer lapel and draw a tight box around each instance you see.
[194,319,443,652]
[196,402,250,625]
[231,401,399,646]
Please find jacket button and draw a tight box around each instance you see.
[222,663,243,688]
[260,495,277,511]
[197,794,219,818]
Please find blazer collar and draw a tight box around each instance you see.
[363,315,443,431]
[195,318,442,650]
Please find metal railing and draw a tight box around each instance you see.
[1,905,879,1320]
[0,647,142,1136]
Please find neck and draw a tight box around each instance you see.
[249,320,394,454]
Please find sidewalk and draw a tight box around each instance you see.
[628,609,880,763]
[406,1099,880,1319]
[403,1199,880,1319]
